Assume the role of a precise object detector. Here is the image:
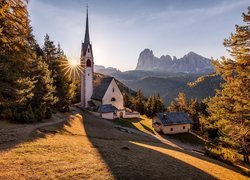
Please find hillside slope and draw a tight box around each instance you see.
[122,73,222,105]
[0,108,247,179]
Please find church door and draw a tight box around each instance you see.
[119,112,123,118]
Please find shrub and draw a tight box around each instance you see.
[45,107,52,119]
[205,147,242,164]
[12,105,36,123]
[0,108,13,119]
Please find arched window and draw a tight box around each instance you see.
[86,59,91,67]
[111,97,116,102]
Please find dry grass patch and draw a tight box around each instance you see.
[0,110,248,179]
[0,114,113,179]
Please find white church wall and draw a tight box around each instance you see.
[85,66,93,106]
[102,79,124,109]
[80,73,85,107]
[81,43,94,108]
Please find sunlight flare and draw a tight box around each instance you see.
[60,57,82,81]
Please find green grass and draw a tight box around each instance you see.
[114,116,205,147]
[166,133,205,146]
[114,115,157,135]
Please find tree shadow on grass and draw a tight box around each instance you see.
[81,110,248,179]
[140,122,155,135]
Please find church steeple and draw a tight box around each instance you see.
[84,5,90,43]
[80,5,94,108]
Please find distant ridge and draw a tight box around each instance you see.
[135,49,213,74]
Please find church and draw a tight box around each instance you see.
[80,9,139,120]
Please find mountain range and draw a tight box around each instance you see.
[135,49,213,73]
[94,49,221,105]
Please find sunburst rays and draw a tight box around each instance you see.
[60,59,82,81]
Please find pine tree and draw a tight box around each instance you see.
[133,90,145,114]
[168,92,188,112]
[123,93,132,109]
[205,7,250,163]
[145,95,154,117]
[42,36,75,112]
[168,93,202,130]
[188,98,200,130]
[31,56,58,121]
[55,43,76,112]
[0,0,36,120]
[155,93,165,113]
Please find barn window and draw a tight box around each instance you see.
[183,126,185,129]
[111,97,116,102]
[113,87,114,92]
[170,128,173,131]
[86,59,91,67]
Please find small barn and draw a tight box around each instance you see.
[152,112,192,134]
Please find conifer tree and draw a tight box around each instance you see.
[145,96,154,117]
[123,93,132,109]
[168,93,201,130]
[204,7,250,163]
[155,93,165,113]
[0,0,36,120]
[168,92,188,112]
[133,90,145,114]
[55,44,76,112]
[42,36,75,112]
[30,57,58,121]
[145,94,165,117]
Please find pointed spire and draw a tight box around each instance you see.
[84,4,90,43]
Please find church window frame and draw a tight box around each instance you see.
[111,97,116,102]
[86,59,91,67]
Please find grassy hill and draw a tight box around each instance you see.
[0,108,248,179]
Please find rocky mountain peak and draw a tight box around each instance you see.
[135,49,213,73]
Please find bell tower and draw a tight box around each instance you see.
[81,7,94,108]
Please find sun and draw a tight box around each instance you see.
[69,60,79,67]
[60,58,82,81]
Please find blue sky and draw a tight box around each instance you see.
[28,0,249,71]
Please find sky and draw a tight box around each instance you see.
[28,0,249,71]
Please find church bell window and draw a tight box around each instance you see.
[86,59,91,67]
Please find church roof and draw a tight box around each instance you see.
[81,7,93,57]
[84,7,90,44]
[91,77,114,101]
[98,104,117,113]
[81,43,93,57]
[156,112,192,126]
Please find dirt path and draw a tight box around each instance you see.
[0,111,74,150]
